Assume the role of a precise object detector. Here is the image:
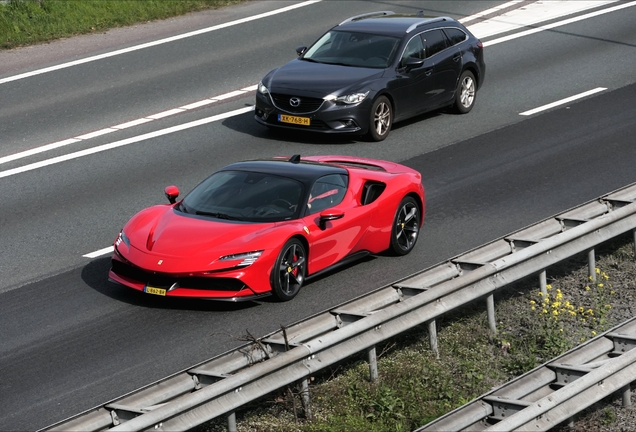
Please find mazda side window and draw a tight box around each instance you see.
[422,29,448,58]
[399,35,425,68]
[443,27,468,46]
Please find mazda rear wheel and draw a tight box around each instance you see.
[454,70,476,114]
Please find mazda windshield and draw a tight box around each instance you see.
[302,31,400,68]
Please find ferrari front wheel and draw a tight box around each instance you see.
[389,196,420,256]
[271,239,307,301]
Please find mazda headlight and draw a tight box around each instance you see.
[219,250,264,267]
[257,81,269,95]
[324,91,369,105]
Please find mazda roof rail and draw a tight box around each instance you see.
[338,11,395,26]
[406,16,450,33]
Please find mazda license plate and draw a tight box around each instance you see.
[278,114,310,126]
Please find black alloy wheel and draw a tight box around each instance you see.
[389,196,420,255]
[271,238,307,301]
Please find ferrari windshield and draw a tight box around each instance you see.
[302,30,400,68]
[181,170,304,222]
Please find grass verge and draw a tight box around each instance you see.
[199,235,636,431]
[0,0,244,50]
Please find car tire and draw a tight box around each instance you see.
[271,238,307,301]
[453,70,476,114]
[367,95,392,141]
[389,196,420,256]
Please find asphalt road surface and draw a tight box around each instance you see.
[1,1,635,430]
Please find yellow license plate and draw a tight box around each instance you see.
[278,114,310,126]
[145,285,166,296]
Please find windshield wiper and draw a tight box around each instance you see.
[195,211,242,221]
[322,61,350,67]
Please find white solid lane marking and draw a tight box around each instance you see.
[459,0,524,24]
[519,87,607,116]
[83,246,114,258]
[470,0,616,39]
[147,108,186,120]
[0,0,323,85]
[0,106,254,179]
[0,88,256,166]
[484,0,636,47]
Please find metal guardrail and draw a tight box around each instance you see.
[41,182,636,431]
[416,317,636,431]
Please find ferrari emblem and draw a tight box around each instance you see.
[401,223,405,229]
[287,266,292,273]
[303,226,310,234]
[158,260,163,265]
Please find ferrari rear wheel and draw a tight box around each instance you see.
[271,239,307,301]
[389,196,420,256]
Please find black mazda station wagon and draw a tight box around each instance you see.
[255,11,486,141]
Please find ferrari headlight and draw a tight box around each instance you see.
[257,81,269,95]
[324,91,369,105]
[220,250,264,267]
[115,230,130,248]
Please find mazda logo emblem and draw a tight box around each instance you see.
[289,97,301,107]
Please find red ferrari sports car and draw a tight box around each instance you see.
[109,155,425,301]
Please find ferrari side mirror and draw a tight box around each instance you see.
[296,46,307,56]
[164,185,180,204]
[319,210,344,230]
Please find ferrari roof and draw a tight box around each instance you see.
[221,159,348,185]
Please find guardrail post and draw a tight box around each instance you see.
[588,249,596,282]
[427,320,439,358]
[227,411,236,432]
[367,345,378,382]
[539,270,547,296]
[301,378,312,420]
[487,294,496,334]
[622,384,632,408]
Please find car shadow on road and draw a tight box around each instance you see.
[81,257,258,312]
[221,106,450,145]
[221,109,366,145]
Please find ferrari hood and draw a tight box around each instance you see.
[124,206,272,259]
[267,59,384,96]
